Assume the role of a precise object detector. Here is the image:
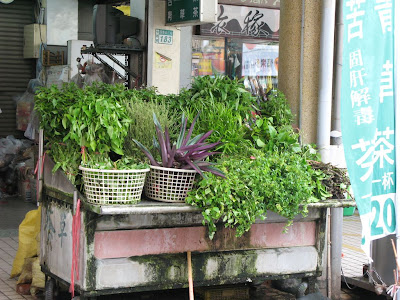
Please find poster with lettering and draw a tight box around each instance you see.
[341,0,395,258]
[242,43,278,76]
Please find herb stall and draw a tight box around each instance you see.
[37,79,354,299]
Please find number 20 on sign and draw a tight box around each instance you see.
[370,193,396,237]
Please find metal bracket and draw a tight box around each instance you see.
[73,191,78,215]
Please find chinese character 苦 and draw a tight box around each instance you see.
[345,0,366,42]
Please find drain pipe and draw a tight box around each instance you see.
[317,0,337,299]
[317,0,336,163]
[329,1,345,300]
[332,0,343,133]
[298,0,305,140]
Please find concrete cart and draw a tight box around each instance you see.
[40,155,337,299]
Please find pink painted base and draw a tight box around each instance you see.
[94,222,316,259]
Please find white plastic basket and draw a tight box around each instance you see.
[79,166,150,205]
[144,165,197,203]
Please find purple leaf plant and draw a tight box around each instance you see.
[133,112,225,178]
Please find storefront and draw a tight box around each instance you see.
[191,0,280,94]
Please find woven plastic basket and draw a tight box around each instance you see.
[79,166,150,205]
[144,165,197,203]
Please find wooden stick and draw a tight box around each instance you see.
[187,251,194,300]
[391,239,400,272]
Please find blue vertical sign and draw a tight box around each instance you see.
[341,0,395,258]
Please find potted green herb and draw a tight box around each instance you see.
[134,113,225,203]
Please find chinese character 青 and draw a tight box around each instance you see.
[374,0,392,34]
[379,60,393,103]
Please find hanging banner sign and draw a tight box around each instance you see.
[200,4,279,40]
[341,0,395,258]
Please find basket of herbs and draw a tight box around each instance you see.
[35,83,151,205]
[79,154,149,205]
[134,112,225,203]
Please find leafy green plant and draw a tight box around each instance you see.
[246,115,301,153]
[48,142,82,185]
[308,160,351,200]
[122,95,177,162]
[36,83,140,185]
[134,113,225,178]
[35,83,83,142]
[258,89,294,128]
[82,153,148,170]
[188,76,254,114]
[178,76,256,155]
[186,151,318,239]
[61,84,131,155]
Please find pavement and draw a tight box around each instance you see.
[0,196,390,299]
[0,195,37,300]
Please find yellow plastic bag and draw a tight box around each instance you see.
[10,207,41,278]
[17,257,35,284]
[31,257,45,296]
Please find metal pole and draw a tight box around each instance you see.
[298,0,305,140]
[330,207,343,300]
[330,2,345,299]
[332,0,343,133]
[317,1,337,297]
[317,0,336,162]
[327,208,331,298]
[38,129,44,205]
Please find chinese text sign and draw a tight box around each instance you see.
[166,0,200,24]
[341,0,395,258]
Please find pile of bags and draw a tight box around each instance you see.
[0,136,34,200]
[71,62,125,88]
